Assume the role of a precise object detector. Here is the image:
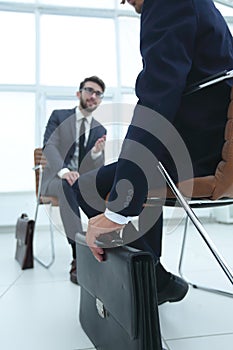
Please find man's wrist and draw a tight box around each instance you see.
[57,168,70,178]
[91,148,102,159]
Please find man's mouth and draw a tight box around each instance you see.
[87,100,96,107]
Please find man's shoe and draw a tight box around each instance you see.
[70,259,79,285]
[157,274,188,305]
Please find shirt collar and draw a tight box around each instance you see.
[75,106,92,125]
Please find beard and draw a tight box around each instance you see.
[80,96,98,113]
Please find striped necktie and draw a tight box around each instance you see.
[78,118,86,168]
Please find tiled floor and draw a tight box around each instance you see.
[0,212,233,350]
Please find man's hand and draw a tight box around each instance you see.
[62,171,79,186]
[92,135,106,154]
[86,213,125,262]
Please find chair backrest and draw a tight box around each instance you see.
[34,148,59,206]
[149,87,233,200]
[212,87,233,199]
[34,148,47,197]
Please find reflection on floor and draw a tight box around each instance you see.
[0,213,233,350]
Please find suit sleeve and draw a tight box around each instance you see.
[43,110,69,173]
[79,125,107,174]
[92,126,107,168]
[107,0,198,216]
[43,110,59,146]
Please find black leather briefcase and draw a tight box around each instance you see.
[15,213,34,269]
[76,233,163,350]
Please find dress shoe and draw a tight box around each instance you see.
[70,259,79,285]
[157,274,188,305]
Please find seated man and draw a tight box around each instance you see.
[41,75,106,284]
[74,0,233,305]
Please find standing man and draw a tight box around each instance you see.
[75,0,233,305]
[42,76,106,284]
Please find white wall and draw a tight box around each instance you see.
[0,192,36,227]
[0,192,64,231]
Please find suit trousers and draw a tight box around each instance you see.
[46,177,83,252]
[74,163,163,259]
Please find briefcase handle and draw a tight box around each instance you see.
[76,230,124,248]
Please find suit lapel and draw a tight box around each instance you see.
[69,109,76,143]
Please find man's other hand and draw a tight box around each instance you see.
[92,135,106,154]
[62,171,79,186]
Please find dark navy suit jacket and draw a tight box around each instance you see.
[107,0,233,216]
[42,108,106,194]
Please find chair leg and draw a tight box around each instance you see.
[178,215,189,279]
[177,215,233,298]
[34,203,55,269]
[158,162,233,298]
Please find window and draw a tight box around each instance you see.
[0,92,35,192]
[39,0,114,8]
[4,0,33,2]
[0,1,232,194]
[45,98,78,123]
[215,2,233,16]
[40,15,117,87]
[118,17,141,87]
[0,12,35,84]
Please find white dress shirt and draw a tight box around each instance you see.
[58,107,101,177]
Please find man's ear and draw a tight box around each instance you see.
[76,91,81,99]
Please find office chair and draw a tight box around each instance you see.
[156,163,233,298]
[33,148,58,268]
[146,72,233,298]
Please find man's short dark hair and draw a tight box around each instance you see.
[79,76,105,92]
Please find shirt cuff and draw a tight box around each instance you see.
[104,208,136,225]
[57,168,70,178]
[91,148,102,160]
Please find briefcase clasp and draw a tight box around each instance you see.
[96,298,106,318]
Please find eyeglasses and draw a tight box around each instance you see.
[81,87,104,99]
